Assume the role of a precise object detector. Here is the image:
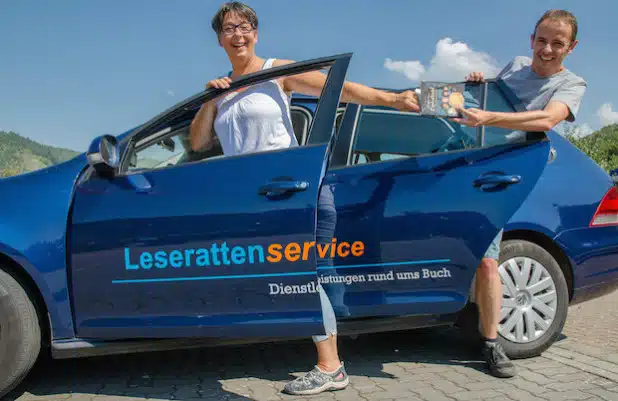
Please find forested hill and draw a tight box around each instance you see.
[0,131,80,177]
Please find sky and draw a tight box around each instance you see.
[1,0,617,150]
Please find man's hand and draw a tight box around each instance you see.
[451,107,494,127]
[391,90,420,112]
[465,72,485,82]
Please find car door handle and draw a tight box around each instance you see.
[473,174,521,190]
[127,174,153,193]
[258,180,309,197]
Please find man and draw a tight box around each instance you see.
[454,9,586,378]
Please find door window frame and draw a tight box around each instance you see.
[112,53,353,177]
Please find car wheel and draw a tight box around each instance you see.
[0,268,41,399]
[496,239,569,359]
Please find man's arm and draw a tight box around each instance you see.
[452,101,571,132]
[457,67,586,132]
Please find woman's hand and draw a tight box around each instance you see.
[391,90,420,112]
[207,76,233,89]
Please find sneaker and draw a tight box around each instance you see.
[482,341,517,378]
[283,364,349,395]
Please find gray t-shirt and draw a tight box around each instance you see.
[496,56,587,122]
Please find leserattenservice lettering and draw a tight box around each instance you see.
[124,239,365,270]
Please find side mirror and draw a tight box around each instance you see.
[86,135,120,178]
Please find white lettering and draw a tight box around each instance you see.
[396,271,420,280]
[422,267,452,279]
[269,283,281,295]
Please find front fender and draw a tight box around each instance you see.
[0,154,88,339]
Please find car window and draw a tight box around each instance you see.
[347,84,486,165]
[481,82,526,146]
[346,82,538,166]
[127,103,319,173]
[352,109,466,162]
[127,126,194,172]
[290,106,311,146]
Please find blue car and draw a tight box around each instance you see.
[0,53,616,397]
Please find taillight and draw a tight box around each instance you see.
[590,186,618,227]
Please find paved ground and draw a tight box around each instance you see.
[8,290,618,401]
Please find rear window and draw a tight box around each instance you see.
[482,82,523,146]
[348,81,527,165]
[353,112,459,157]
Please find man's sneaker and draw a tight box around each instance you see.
[482,341,517,378]
[283,364,349,395]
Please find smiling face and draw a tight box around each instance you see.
[530,18,578,77]
[218,11,258,60]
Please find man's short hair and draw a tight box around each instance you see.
[211,2,258,34]
[534,9,578,43]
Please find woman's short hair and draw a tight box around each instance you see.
[211,2,258,34]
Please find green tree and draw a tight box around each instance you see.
[565,124,618,174]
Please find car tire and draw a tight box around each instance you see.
[497,239,569,359]
[0,267,41,399]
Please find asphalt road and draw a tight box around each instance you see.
[8,290,618,401]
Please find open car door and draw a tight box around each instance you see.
[316,80,552,323]
[68,54,350,340]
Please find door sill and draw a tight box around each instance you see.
[52,313,458,359]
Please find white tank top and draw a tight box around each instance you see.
[213,58,298,156]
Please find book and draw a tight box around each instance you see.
[419,81,466,117]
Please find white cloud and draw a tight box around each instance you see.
[598,103,618,126]
[384,37,501,82]
[384,59,425,81]
[166,89,175,97]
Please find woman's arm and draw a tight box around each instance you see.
[189,100,218,152]
[273,59,419,112]
[189,76,234,151]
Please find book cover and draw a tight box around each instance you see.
[419,82,466,117]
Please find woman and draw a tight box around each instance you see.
[190,2,420,395]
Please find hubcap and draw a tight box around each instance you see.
[498,256,557,343]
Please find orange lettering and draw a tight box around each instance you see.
[331,238,337,257]
[351,241,364,257]
[316,244,330,258]
[302,241,315,260]
[267,244,283,263]
[285,243,301,262]
[337,242,350,257]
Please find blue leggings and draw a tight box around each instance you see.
[312,195,341,343]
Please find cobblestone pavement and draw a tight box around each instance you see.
[8,290,618,401]
[562,290,618,352]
